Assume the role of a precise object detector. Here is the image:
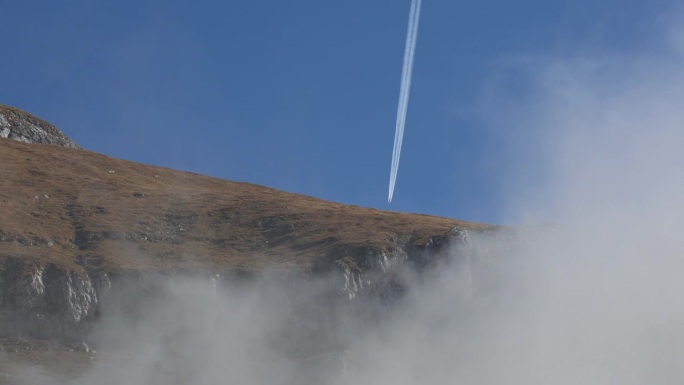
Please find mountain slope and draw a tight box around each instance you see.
[0,107,495,383]
[0,137,487,275]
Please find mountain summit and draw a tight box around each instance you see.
[0,105,81,149]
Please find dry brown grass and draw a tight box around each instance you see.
[0,138,490,274]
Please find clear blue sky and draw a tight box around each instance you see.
[1,0,677,224]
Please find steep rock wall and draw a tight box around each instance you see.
[0,226,477,344]
[0,259,106,341]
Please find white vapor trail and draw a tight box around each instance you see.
[388,0,422,203]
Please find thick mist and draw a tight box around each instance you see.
[11,13,684,385]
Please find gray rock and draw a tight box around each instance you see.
[0,105,81,149]
[0,259,97,341]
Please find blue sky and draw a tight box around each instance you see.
[1,0,678,224]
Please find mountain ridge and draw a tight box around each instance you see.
[0,136,489,274]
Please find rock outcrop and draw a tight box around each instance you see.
[0,105,81,149]
[0,258,103,341]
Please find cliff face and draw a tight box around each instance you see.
[0,258,103,341]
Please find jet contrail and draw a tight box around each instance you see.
[388,0,422,203]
